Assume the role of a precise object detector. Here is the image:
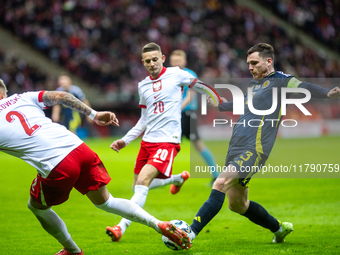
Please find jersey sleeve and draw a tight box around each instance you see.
[286,77,330,98]
[218,101,233,111]
[138,84,147,108]
[25,91,46,109]
[177,67,197,88]
[121,108,147,145]
[298,82,330,98]
[286,77,302,88]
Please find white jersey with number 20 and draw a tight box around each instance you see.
[137,67,196,144]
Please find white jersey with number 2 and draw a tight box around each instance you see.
[138,66,196,144]
[0,91,83,178]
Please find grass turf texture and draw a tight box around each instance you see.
[0,136,339,255]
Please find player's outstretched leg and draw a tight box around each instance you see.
[170,171,190,194]
[272,222,294,243]
[89,187,191,249]
[190,189,226,239]
[147,171,189,191]
[107,171,190,241]
[107,220,192,249]
[106,184,149,241]
[100,196,191,248]
[27,199,82,255]
[158,221,191,250]
[241,201,294,242]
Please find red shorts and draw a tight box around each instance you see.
[134,141,181,179]
[30,143,111,206]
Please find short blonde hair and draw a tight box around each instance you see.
[170,49,187,60]
[0,79,7,93]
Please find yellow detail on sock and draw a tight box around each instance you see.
[194,216,201,223]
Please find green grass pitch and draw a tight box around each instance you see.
[0,136,339,254]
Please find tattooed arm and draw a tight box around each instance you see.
[42,91,119,126]
[43,91,92,115]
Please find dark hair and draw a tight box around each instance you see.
[141,42,162,56]
[247,43,274,61]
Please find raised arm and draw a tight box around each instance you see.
[42,91,119,127]
[287,77,340,99]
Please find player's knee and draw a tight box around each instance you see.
[228,199,247,214]
[212,177,236,193]
[135,176,151,186]
[212,178,227,192]
[27,198,51,214]
[228,202,240,213]
[27,201,47,216]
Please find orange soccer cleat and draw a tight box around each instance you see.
[170,171,190,195]
[158,221,191,250]
[106,225,122,242]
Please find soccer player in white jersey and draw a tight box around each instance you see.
[106,42,222,242]
[0,79,192,254]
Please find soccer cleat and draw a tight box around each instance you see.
[106,225,122,242]
[170,171,190,195]
[158,221,191,250]
[55,248,83,255]
[272,222,294,243]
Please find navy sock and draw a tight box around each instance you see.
[242,201,280,232]
[191,189,225,235]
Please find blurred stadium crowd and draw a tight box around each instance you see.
[0,0,339,125]
[256,0,340,52]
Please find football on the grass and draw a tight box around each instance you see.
[161,219,194,250]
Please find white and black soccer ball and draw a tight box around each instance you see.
[161,219,194,250]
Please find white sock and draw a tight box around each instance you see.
[118,185,149,234]
[27,200,81,253]
[191,232,196,241]
[149,174,183,190]
[95,194,160,233]
[172,173,184,186]
[274,224,283,234]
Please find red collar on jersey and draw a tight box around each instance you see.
[149,67,167,80]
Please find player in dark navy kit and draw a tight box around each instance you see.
[51,75,92,133]
[190,43,340,243]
